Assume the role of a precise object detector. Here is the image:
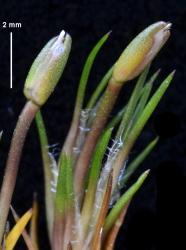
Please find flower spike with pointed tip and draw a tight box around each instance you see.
[0,30,72,244]
[113,21,171,83]
[24,30,72,106]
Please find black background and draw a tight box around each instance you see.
[0,1,186,249]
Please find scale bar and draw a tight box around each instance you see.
[10,32,13,89]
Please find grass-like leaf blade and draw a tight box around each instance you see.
[116,65,150,140]
[35,111,54,241]
[86,65,113,109]
[124,69,160,138]
[126,71,175,149]
[76,32,111,110]
[81,128,112,236]
[103,170,149,236]
[112,71,174,190]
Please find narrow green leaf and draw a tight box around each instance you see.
[107,71,174,192]
[132,77,153,121]
[62,156,74,249]
[103,170,149,235]
[65,156,74,209]
[121,137,158,186]
[76,32,111,111]
[86,65,113,109]
[115,65,150,140]
[35,111,53,242]
[103,202,130,249]
[81,128,112,236]
[55,154,74,213]
[53,154,74,250]
[126,71,175,149]
[125,69,160,137]
[87,128,113,189]
[60,32,111,156]
[55,154,67,213]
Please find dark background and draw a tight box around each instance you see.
[0,1,186,249]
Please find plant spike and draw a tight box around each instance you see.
[24,30,72,106]
[0,30,71,244]
[113,22,171,83]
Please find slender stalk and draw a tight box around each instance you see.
[0,101,39,243]
[74,78,123,198]
[62,105,81,156]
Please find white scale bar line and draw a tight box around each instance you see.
[10,32,13,89]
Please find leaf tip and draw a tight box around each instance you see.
[144,169,150,177]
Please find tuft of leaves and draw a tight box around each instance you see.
[0,22,175,250]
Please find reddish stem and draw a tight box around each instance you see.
[0,101,39,243]
[52,215,65,250]
[74,78,122,199]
